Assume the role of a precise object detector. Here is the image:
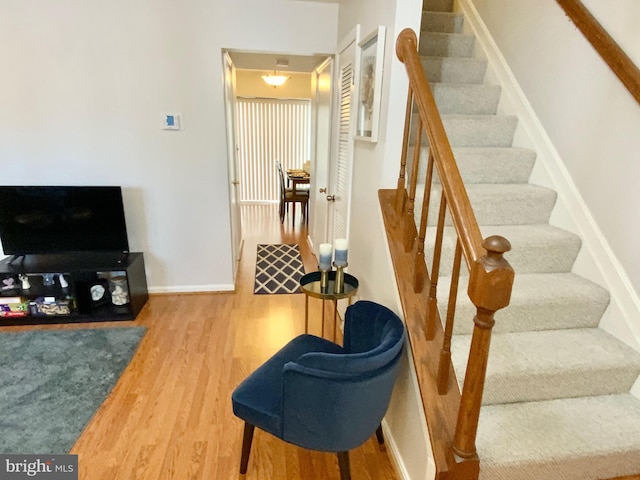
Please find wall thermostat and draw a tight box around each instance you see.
[163,113,182,130]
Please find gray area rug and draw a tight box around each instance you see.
[0,327,146,454]
[254,243,305,294]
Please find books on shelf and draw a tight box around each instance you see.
[0,297,29,317]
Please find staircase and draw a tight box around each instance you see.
[410,1,640,478]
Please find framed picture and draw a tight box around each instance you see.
[356,26,386,143]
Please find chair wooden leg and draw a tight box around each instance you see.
[376,424,385,444]
[240,422,255,474]
[337,451,351,480]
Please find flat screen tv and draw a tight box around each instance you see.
[0,186,130,256]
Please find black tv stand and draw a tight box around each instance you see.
[7,254,25,266]
[0,252,149,326]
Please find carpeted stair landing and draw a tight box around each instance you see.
[411,1,640,478]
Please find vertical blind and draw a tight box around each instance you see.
[235,98,311,203]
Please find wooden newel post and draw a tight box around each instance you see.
[452,236,514,466]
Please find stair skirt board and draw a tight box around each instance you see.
[413,1,640,479]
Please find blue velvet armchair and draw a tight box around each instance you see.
[231,300,406,479]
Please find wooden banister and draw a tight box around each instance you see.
[383,28,515,480]
[556,0,640,105]
[396,29,485,266]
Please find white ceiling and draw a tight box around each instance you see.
[227,51,331,73]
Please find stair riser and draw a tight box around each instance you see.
[423,0,453,13]
[421,11,464,33]
[437,273,610,335]
[407,146,536,184]
[415,185,556,226]
[452,329,640,405]
[477,368,640,405]
[446,293,607,335]
[419,226,581,275]
[422,56,487,84]
[410,115,518,147]
[419,32,475,58]
[428,83,501,115]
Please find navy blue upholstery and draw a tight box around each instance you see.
[231,300,405,477]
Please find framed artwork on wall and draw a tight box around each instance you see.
[355,25,386,143]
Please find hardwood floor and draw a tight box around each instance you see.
[2,205,399,479]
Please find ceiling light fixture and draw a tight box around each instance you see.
[262,71,290,87]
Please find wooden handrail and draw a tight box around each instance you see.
[557,0,640,105]
[396,29,485,267]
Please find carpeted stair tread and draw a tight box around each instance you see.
[438,272,609,335]
[428,83,502,115]
[422,0,453,13]
[408,146,536,184]
[417,183,556,226]
[421,56,487,84]
[451,328,640,405]
[419,32,475,58]
[411,114,518,147]
[423,225,581,275]
[476,394,640,480]
[482,224,582,273]
[421,11,464,34]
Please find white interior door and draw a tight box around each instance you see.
[309,58,334,251]
[327,28,359,248]
[223,52,243,281]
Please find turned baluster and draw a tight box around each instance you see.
[452,236,513,464]
[403,116,422,253]
[395,88,414,216]
[413,150,435,294]
[437,239,462,394]
[425,191,447,340]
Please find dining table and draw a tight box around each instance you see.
[286,169,310,226]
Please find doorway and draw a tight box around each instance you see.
[222,50,333,242]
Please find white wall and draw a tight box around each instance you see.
[471,0,640,304]
[0,0,337,292]
[336,1,431,479]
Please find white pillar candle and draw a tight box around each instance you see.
[319,243,333,270]
[334,238,348,267]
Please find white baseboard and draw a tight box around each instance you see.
[148,284,235,294]
[459,0,640,353]
[381,419,413,480]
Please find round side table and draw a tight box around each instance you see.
[300,270,359,342]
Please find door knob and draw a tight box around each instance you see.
[326,195,336,202]
[319,188,327,193]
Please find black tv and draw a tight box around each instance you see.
[0,186,130,256]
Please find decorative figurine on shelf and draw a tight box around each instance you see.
[19,274,31,290]
[110,276,129,305]
[2,277,17,291]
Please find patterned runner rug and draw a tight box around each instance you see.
[254,243,305,294]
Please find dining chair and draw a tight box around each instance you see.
[277,161,309,225]
[231,300,406,480]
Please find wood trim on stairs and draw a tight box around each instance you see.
[556,0,640,105]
